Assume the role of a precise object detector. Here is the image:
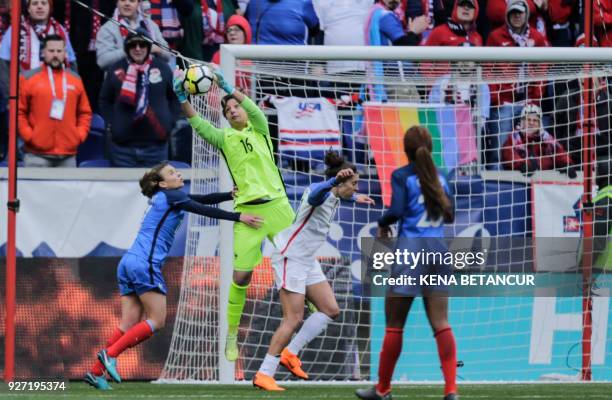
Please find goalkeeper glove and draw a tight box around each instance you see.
[213,68,234,94]
[172,69,188,104]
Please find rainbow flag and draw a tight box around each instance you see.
[364,103,477,205]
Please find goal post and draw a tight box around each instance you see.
[158,45,612,384]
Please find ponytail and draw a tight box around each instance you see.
[324,150,356,182]
[404,126,454,223]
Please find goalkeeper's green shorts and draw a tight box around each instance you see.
[233,197,295,272]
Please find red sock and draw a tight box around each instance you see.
[107,321,154,358]
[435,327,457,396]
[376,327,403,394]
[90,327,124,376]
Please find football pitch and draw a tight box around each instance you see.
[2,382,611,400]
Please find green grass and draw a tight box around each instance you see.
[1,382,611,400]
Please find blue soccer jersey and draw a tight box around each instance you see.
[118,189,239,296]
[127,190,187,265]
[127,189,239,265]
[378,164,452,238]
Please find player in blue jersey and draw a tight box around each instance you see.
[84,162,262,390]
[356,126,457,400]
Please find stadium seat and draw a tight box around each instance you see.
[77,114,106,165]
[79,159,111,168]
[90,113,106,133]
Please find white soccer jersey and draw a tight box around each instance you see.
[273,184,340,263]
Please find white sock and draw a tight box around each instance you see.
[258,353,280,377]
[287,312,332,355]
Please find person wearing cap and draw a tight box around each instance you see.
[99,30,180,167]
[501,103,574,175]
[485,0,549,169]
[425,0,482,46]
[18,34,92,167]
[486,0,547,38]
[96,0,169,70]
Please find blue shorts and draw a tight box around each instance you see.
[117,253,167,296]
[388,237,452,297]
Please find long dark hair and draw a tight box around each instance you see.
[404,126,454,223]
[324,150,356,182]
[139,161,170,198]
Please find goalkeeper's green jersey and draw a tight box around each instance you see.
[188,96,287,205]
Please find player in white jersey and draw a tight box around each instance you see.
[253,151,375,391]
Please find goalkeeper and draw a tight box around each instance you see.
[173,67,295,361]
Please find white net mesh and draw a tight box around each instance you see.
[160,55,612,382]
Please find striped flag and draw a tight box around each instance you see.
[364,102,477,205]
[271,97,341,161]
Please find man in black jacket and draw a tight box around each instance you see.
[100,29,180,167]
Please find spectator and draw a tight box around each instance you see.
[485,0,549,168]
[211,14,251,64]
[148,0,194,49]
[486,0,547,38]
[312,0,372,76]
[501,104,573,174]
[99,30,180,167]
[96,0,170,71]
[211,14,252,90]
[429,60,490,114]
[545,0,578,47]
[594,0,612,47]
[0,0,77,71]
[200,0,238,61]
[405,0,454,43]
[18,35,92,167]
[245,0,319,44]
[52,0,116,113]
[426,0,482,46]
[365,0,429,101]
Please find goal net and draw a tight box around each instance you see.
[159,46,612,383]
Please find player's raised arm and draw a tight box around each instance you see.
[173,68,225,149]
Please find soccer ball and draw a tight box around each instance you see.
[182,64,215,95]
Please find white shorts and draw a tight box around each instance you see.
[271,255,327,294]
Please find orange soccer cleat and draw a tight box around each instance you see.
[253,371,285,391]
[280,348,309,380]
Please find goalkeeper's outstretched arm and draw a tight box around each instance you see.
[173,68,225,149]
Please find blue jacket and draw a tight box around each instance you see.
[246,0,319,44]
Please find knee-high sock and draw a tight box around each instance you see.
[435,327,457,396]
[91,327,124,376]
[227,282,248,335]
[287,312,332,354]
[106,320,155,358]
[376,327,403,395]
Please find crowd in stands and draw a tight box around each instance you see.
[0,0,609,174]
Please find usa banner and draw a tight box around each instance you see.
[271,96,341,162]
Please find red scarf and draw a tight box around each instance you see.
[88,0,102,51]
[201,0,225,44]
[119,57,153,120]
[19,16,68,71]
